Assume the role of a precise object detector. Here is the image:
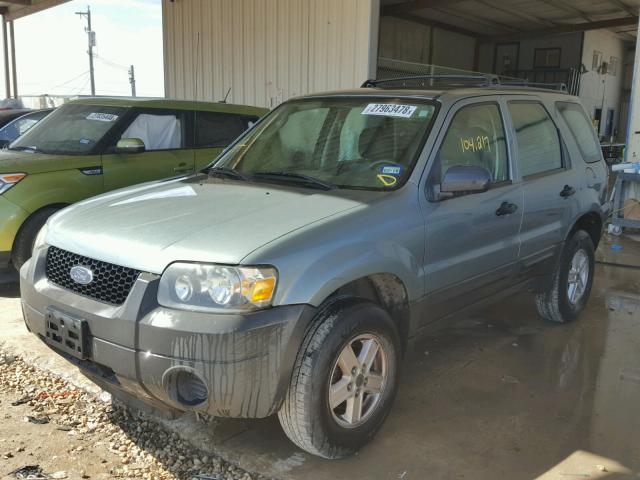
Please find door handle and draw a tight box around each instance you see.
[496,202,518,216]
[560,185,576,197]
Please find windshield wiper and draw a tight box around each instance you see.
[9,146,38,152]
[206,166,250,181]
[252,171,336,190]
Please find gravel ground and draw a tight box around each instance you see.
[0,351,273,480]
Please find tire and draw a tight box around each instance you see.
[12,207,59,271]
[278,297,401,459]
[535,230,595,323]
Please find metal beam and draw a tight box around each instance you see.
[382,0,465,16]
[387,12,486,39]
[2,16,9,98]
[491,16,638,42]
[9,20,16,98]
[4,0,69,22]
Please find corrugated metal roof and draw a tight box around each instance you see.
[0,0,70,21]
[382,0,639,40]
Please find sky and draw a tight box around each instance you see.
[8,0,164,102]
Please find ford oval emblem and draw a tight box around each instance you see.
[70,265,94,285]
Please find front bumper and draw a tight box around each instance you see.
[20,248,315,418]
[0,195,29,262]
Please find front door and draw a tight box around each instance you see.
[102,108,194,191]
[420,100,523,322]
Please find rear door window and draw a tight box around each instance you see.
[435,102,510,185]
[194,111,246,148]
[508,102,563,177]
[556,102,602,163]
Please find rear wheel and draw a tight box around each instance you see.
[278,298,400,459]
[12,207,59,271]
[535,230,595,323]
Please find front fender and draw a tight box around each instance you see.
[277,239,421,307]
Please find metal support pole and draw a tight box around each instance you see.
[2,17,9,99]
[76,6,96,96]
[128,65,136,97]
[9,20,16,99]
[623,15,640,200]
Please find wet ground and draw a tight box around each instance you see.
[1,236,639,479]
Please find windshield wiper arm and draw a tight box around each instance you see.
[9,146,38,152]
[252,171,336,190]
[206,166,250,181]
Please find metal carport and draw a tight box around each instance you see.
[0,0,70,99]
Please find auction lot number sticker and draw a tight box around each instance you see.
[362,103,417,118]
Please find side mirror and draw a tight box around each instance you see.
[439,165,491,199]
[115,138,145,154]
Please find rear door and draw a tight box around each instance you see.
[505,99,581,277]
[102,108,194,191]
[193,111,259,170]
[421,98,523,321]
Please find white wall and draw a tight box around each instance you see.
[162,0,379,108]
[579,29,626,137]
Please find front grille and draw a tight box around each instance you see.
[45,247,141,306]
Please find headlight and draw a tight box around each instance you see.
[158,263,278,313]
[0,173,26,195]
[33,223,48,252]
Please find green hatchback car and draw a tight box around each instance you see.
[0,98,267,270]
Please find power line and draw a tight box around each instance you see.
[50,71,89,90]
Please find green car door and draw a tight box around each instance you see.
[102,108,195,191]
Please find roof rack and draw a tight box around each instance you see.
[361,74,568,93]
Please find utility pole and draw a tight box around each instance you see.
[128,65,136,97]
[75,6,96,96]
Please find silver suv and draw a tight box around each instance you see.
[20,78,609,459]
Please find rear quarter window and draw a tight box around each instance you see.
[194,111,246,148]
[556,102,602,163]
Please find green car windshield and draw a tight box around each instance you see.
[214,98,437,190]
[10,104,127,155]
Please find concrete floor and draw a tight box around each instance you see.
[1,236,639,480]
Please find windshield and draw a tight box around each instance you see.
[214,97,437,190]
[10,104,127,155]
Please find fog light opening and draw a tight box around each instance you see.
[163,368,209,408]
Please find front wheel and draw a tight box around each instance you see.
[278,298,400,459]
[12,207,60,271]
[535,230,595,323]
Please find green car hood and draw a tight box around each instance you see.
[46,176,363,274]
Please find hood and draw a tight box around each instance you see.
[47,176,364,273]
[0,149,98,174]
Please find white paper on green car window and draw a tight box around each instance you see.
[362,104,417,118]
[86,112,119,122]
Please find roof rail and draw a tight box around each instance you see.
[362,74,568,93]
[361,74,500,88]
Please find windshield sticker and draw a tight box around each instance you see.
[379,165,404,176]
[376,174,398,187]
[86,112,119,122]
[79,138,91,144]
[362,104,417,118]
